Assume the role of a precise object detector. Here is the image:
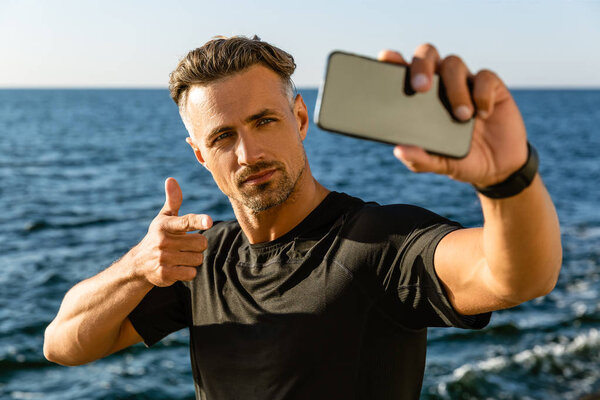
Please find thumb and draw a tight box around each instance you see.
[161,177,183,216]
[377,49,408,65]
[393,145,449,175]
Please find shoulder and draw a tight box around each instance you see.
[202,219,241,239]
[355,203,449,224]
[342,197,459,240]
[205,219,240,234]
[201,219,244,252]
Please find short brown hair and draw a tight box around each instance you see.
[169,35,296,108]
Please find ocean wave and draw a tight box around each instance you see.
[0,357,51,373]
[23,217,120,232]
[429,304,600,344]
[425,328,600,399]
[0,320,49,337]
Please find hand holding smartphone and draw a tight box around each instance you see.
[314,51,475,159]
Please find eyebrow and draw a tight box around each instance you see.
[205,108,281,145]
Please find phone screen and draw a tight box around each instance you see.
[314,51,474,158]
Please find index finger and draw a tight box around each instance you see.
[410,43,441,92]
[161,213,213,233]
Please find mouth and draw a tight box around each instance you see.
[240,169,277,186]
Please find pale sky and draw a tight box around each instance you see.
[1,0,598,88]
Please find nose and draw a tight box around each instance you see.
[235,131,265,166]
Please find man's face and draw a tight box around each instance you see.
[183,64,309,213]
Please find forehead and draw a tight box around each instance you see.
[184,65,289,135]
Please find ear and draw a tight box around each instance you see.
[186,137,207,168]
[293,94,309,141]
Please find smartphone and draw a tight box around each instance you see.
[314,51,474,159]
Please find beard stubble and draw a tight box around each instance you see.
[234,155,306,213]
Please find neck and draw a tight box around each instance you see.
[231,167,330,244]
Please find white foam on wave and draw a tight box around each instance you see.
[435,328,600,398]
[512,328,600,366]
[458,328,599,374]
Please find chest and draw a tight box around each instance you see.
[186,245,373,390]
[190,245,368,327]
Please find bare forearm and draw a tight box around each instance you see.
[435,175,562,315]
[479,174,562,303]
[44,248,151,366]
[44,179,212,366]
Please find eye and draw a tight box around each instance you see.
[257,117,276,126]
[212,131,233,145]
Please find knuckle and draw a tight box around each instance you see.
[441,54,463,71]
[157,252,170,265]
[413,43,440,69]
[440,158,453,176]
[157,265,171,281]
[180,215,192,231]
[476,68,496,79]
[156,236,169,251]
[416,42,437,55]
[153,216,167,230]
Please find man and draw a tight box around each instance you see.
[44,36,562,399]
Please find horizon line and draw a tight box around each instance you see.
[1,85,600,91]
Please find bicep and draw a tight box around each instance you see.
[434,227,516,315]
[105,318,144,356]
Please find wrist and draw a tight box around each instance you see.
[474,142,539,199]
[115,246,154,289]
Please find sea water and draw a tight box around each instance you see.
[0,88,599,399]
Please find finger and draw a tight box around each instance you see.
[164,265,198,282]
[377,49,408,66]
[162,213,213,233]
[393,145,450,175]
[177,232,209,252]
[410,43,441,92]
[160,177,182,216]
[439,55,474,121]
[173,266,199,281]
[160,250,205,267]
[472,69,500,119]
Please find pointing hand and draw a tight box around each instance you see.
[132,177,213,287]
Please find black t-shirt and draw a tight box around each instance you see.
[129,192,490,400]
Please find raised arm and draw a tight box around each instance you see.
[378,44,562,315]
[434,175,561,315]
[43,178,212,365]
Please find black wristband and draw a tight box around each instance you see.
[475,142,539,199]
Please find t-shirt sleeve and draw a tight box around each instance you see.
[393,216,491,330]
[128,281,192,346]
[342,204,491,331]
